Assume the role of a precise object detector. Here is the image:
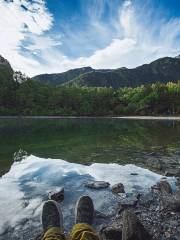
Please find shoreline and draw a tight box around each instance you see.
[0,115,180,120]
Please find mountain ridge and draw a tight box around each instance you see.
[33,56,180,88]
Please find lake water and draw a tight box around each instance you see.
[0,118,180,239]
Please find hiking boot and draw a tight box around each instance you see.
[42,200,63,232]
[75,196,94,225]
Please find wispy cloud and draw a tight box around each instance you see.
[85,0,180,69]
[0,0,180,76]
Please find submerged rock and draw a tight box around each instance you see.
[130,173,138,176]
[122,210,152,240]
[111,183,125,194]
[84,181,110,189]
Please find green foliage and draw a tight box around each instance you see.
[0,78,180,116]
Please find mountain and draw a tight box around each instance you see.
[0,55,14,82]
[33,56,180,88]
[33,67,93,86]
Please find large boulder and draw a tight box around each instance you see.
[122,210,151,240]
[111,183,125,194]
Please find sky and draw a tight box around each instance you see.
[0,0,180,76]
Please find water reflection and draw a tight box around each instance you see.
[0,118,180,176]
[0,154,174,238]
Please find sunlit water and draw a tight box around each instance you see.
[0,118,179,238]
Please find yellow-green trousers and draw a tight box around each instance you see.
[42,223,99,240]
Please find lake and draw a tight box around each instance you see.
[0,118,180,239]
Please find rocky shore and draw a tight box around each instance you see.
[1,171,180,240]
[47,177,180,240]
[101,183,180,240]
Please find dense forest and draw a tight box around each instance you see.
[0,77,180,116]
[0,55,180,116]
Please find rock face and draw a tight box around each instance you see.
[48,187,64,202]
[122,210,152,240]
[111,183,125,194]
[84,181,110,189]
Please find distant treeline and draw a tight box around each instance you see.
[0,79,180,116]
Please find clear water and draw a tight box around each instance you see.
[0,118,179,238]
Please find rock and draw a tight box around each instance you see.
[164,231,171,238]
[176,177,180,185]
[84,181,110,189]
[161,193,180,212]
[146,158,163,171]
[122,210,152,240]
[147,152,159,157]
[48,187,64,202]
[139,193,153,208]
[152,181,172,194]
[165,169,180,177]
[111,183,125,194]
[100,225,122,240]
[170,192,180,212]
[130,173,138,176]
[118,197,138,210]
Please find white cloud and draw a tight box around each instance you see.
[0,0,180,76]
[25,35,62,51]
[0,0,54,73]
[33,0,180,75]
[85,0,180,69]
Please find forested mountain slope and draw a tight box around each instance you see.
[33,56,180,88]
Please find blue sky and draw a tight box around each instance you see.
[0,0,180,76]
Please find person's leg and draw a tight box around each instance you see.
[70,196,99,240]
[71,223,99,240]
[41,200,65,240]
